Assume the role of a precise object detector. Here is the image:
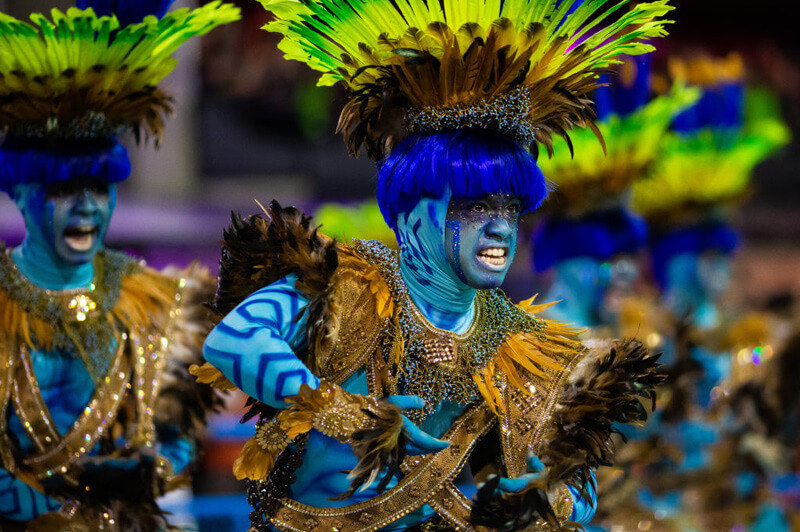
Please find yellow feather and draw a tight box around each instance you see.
[189,362,237,392]
[233,436,275,480]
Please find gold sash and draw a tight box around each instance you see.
[0,326,172,481]
[13,339,131,479]
[270,405,496,532]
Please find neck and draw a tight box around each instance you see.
[12,237,94,290]
[400,257,476,333]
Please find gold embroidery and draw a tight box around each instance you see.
[270,406,495,532]
[0,258,188,489]
[14,340,130,479]
[252,240,590,530]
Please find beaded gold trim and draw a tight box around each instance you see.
[270,405,495,532]
[15,340,130,479]
[0,263,188,490]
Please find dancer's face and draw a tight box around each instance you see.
[444,193,520,289]
[16,179,116,265]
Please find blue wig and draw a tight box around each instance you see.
[651,222,739,288]
[75,0,176,26]
[0,137,131,195]
[672,82,744,135]
[593,54,652,121]
[377,129,548,230]
[531,208,648,272]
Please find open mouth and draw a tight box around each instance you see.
[476,247,508,268]
[63,225,98,252]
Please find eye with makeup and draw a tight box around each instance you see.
[46,179,109,201]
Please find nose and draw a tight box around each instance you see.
[484,216,512,240]
[73,188,99,216]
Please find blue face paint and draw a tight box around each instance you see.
[444,193,520,290]
[43,178,115,264]
[10,181,116,290]
[664,251,730,330]
[396,196,477,325]
[544,257,612,327]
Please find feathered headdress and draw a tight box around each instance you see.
[257,0,675,160]
[0,0,240,143]
[530,57,697,272]
[632,86,789,229]
[538,77,699,216]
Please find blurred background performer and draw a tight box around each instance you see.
[0,1,239,530]
[195,0,672,530]
[532,54,697,338]
[593,53,792,531]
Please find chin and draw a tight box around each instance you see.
[462,255,511,289]
[53,241,102,265]
[463,271,508,290]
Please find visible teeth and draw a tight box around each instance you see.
[478,248,507,257]
[64,227,96,252]
[477,255,507,267]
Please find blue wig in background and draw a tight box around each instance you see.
[0,137,131,195]
[651,221,739,289]
[593,54,653,121]
[531,208,648,272]
[75,0,176,26]
[377,129,548,230]
[672,81,744,135]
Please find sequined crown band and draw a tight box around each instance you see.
[257,0,674,160]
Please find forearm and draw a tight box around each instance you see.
[203,276,319,409]
[0,468,61,522]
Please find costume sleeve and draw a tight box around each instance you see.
[203,274,319,409]
[0,468,61,522]
[568,470,597,524]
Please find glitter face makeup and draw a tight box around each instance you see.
[444,193,520,289]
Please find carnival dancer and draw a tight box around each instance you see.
[623,54,791,531]
[0,1,239,530]
[532,54,696,337]
[195,1,671,530]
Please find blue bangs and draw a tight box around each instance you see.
[651,222,739,288]
[531,209,648,272]
[0,138,131,194]
[377,130,547,229]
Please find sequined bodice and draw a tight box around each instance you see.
[353,240,548,423]
[7,349,95,454]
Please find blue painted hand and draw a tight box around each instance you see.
[481,453,546,494]
[386,395,450,455]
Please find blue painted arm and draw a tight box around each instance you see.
[0,468,62,522]
[568,470,597,524]
[203,274,319,408]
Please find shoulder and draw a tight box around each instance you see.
[213,201,338,317]
[307,240,397,380]
[112,251,181,328]
[490,295,587,405]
